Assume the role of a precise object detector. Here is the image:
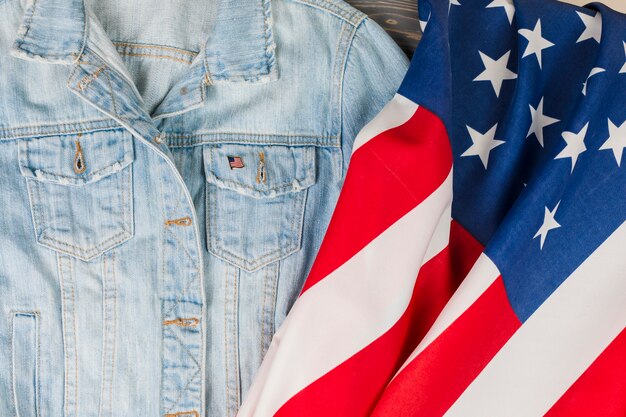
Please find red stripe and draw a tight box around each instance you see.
[544,326,626,416]
[301,106,452,294]
[371,276,521,417]
[274,221,483,417]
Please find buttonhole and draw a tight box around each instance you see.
[73,136,86,174]
[256,151,267,184]
[163,317,200,327]
[164,216,193,227]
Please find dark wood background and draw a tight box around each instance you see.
[347,0,421,57]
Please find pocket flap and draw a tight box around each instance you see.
[204,144,316,198]
[18,129,134,186]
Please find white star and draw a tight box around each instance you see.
[620,42,626,74]
[486,0,515,24]
[527,98,560,147]
[534,202,561,250]
[599,119,626,166]
[518,19,554,69]
[450,0,461,5]
[581,67,605,95]
[461,124,505,169]
[555,122,588,173]
[576,11,602,44]
[473,51,517,97]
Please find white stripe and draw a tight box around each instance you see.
[393,253,499,376]
[352,94,419,154]
[445,220,626,417]
[238,171,453,417]
[424,202,452,263]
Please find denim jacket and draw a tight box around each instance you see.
[0,0,408,415]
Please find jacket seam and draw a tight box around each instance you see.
[336,17,367,170]
[290,0,366,27]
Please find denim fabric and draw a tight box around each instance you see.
[0,0,408,415]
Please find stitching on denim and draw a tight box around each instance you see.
[103,69,119,119]
[164,411,199,417]
[36,309,41,417]
[40,230,130,258]
[111,252,118,416]
[204,146,313,269]
[161,223,202,320]
[164,328,201,369]
[99,252,117,417]
[234,271,241,410]
[109,252,118,417]
[270,262,279,346]
[31,164,133,260]
[208,175,313,195]
[169,135,339,148]
[99,254,108,417]
[158,168,167,415]
[9,310,42,417]
[24,156,133,184]
[331,22,348,137]
[115,51,193,65]
[58,254,78,417]
[162,328,202,413]
[167,132,334,140]
[209,214,299,270]
[259,267,268,361]
[8,310,16,417]
[335,19,361,148]
[14,0,39,50]
[208,182,305,271]
[223,264,241,416]
[112,42,198,56]
[164,229,202,295]
[56,254,69,415]
[77,66,106,91]
[261,0,277,76]
[0,121,123,141]
[202,55,213,86]
[291,0,365,27]
[69,257,78,415]
[25,178,43,244]
[159,164,203,416]
[160,298,204,306]
[224,265,230,417]
[260,262,279,358]
[124,152,134,238]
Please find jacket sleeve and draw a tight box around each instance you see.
[340,17,410,172]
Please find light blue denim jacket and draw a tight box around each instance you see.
[0,0,408,415]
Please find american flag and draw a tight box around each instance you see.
[238,0,626,416]
[228,155,245,169]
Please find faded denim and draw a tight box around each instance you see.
[0,0,408,415]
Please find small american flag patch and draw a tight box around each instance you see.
[227,156,245,169]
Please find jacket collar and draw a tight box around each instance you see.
[10,0,278,84]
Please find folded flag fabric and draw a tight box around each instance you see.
[238,0,626,416]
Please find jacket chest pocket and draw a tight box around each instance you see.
[204,144,316,272]
[18,130,135,261]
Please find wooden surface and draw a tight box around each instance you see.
[348,0,421,56]
[346,0,625,57]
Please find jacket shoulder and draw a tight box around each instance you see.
[287,0,367,28]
